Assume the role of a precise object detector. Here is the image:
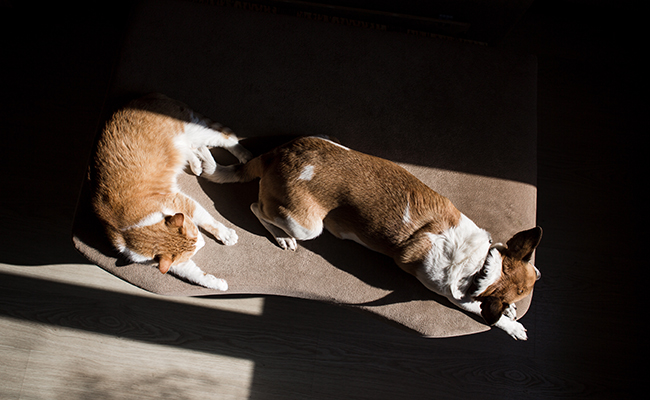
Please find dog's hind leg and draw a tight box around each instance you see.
[251,202,299,251]
[250,199,325,251]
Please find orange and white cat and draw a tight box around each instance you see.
[91,93,250,290]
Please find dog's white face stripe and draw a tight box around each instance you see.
[298,165,315,181]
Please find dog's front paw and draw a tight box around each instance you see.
[503,303,517,320]
[201,274,229,291]
[276,237,297,251]
[494,314,528,340]
[217,228,238,246]
[505,321,528,341]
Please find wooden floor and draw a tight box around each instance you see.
[0,1,644,399]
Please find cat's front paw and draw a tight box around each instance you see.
[217,228,238,246]
[201,274,229,291]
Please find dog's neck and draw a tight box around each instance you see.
[467,244,504,298]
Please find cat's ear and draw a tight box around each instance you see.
[158,254,173,274]
[165,213,185,228]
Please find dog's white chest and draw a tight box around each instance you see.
[414,215,492,299]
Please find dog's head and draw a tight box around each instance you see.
[474,227,542,325]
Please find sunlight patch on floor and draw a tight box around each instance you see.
[0,315,256,400]
[0,263,266,316]
[1,262,261,399]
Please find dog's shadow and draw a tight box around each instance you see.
[200,135,454,309]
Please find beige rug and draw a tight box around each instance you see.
[72,0,538,337]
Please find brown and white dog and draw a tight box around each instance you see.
[207,136,542,340]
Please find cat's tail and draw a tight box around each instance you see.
[204,156,264,183]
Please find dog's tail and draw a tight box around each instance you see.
[204,156,265,183]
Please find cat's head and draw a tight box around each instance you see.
[123,213,204,273]
[155,213,205,273]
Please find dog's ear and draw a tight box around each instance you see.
[505,227,543,262]
[480,297,508,325]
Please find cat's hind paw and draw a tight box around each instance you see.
[188,153,204,176]
[191,146,217,176]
